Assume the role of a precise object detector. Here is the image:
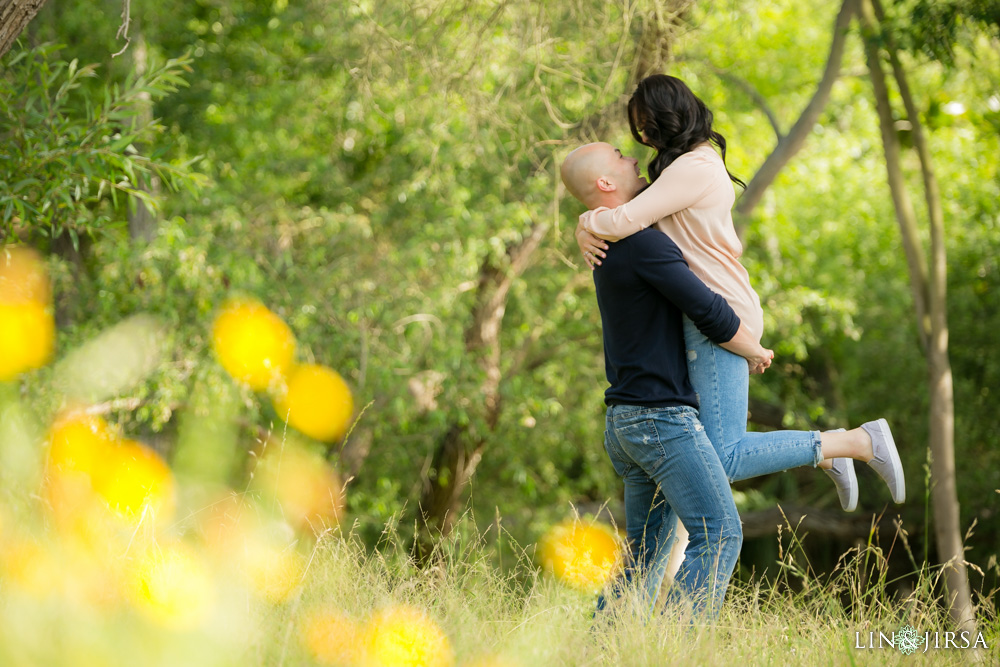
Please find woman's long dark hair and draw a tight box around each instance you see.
[627,74,746,189]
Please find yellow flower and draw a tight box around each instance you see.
[537,519,622,594]
[0,245,55,381]
[211,299,295,391]
[128,543,214,630]
[301,608,364,665]
[272,363,354,442]
[95,439,176,526]
[195,490,264,559]
[44,413,116,537]
[362,605,453,667]
[0,245,51,305]
[254,441,344,532]
[1,539,59,598]
[463,657,523,667]
[1,534,123,610]
[44,413,169,546]
[242,538,304,603]
[46,412,116,478]
[0,301,55,381]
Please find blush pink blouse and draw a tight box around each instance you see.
[580,142,764,341]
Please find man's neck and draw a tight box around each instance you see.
[589,193,629,209]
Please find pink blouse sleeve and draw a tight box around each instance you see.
[579,150,716,241]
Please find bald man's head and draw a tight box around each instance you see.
[560,142,646,209]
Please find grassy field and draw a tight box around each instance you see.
[1,494,997,667]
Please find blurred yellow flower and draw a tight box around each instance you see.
[537,519,622,594]
[46,412,116,477]
[272,363,354,442]
[463,656,522,667]
[95,439,176,526]
[43,479,118,553]
[0,301,55,381]
[211,299,295,391]
[242,539,304,603]
[1,535,123,611]
[2,539,59,598]
[128,543,214,630]
[301,608,364,666]
[44,413,154,550]
[362,605,453,667]
[0,245,51,305]
[44,413,116,536]
[0,245,55,382]
[254,441,344,533]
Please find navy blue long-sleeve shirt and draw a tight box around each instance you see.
[594,228,741,408]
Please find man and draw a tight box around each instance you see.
[560,142,773,618]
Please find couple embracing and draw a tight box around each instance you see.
[559,74,906,620]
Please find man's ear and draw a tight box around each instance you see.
[595,176,617,193]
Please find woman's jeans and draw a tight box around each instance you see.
[597,318,822,619]
[682,316,822,485]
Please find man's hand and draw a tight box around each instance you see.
[575,221,608,269]
[748,348,774,375]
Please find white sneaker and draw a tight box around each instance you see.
[862,418,905,504]
[822,429,857,512]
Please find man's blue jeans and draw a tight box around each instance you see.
[600,404,742,618]
[597,319,823,619]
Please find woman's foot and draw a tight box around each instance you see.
[821,429,858,512]
[824,457,859,512]
[861,418,905,504]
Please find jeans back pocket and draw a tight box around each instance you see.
[612,418,664,471]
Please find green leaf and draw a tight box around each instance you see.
[11,179,41,192]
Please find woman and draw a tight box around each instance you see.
[576,75,905,614]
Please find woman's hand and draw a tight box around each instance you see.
[748,347,774,375]
[575,221,608,269]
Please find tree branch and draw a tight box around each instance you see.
[741,503,878,540]
[677,56,784,141]
[858,2,930,353]
[734,0,859,227]
[111,0,133,58]
[0,0,48,60]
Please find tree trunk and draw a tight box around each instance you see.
[632,0,695,82]
[870,0,973,633]
[860,0,975,631]
[128,29,160,243]
[675,59,784,141]
[733,0,858,226]
[412,2,696,564]
[0,0,46,60]
[857,9,931,353]
[414,222,548,562]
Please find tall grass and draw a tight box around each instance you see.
[1,378,996,667]
[1,490,998,666]
[267,513,1000,666]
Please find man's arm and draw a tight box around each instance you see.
[631,234,772,369]
[719,321,773,374]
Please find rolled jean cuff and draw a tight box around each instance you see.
[811,430,824,466]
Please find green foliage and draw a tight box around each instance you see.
[887,0,1000,65]
[14,0,1000,596]
[0,43,205,245]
